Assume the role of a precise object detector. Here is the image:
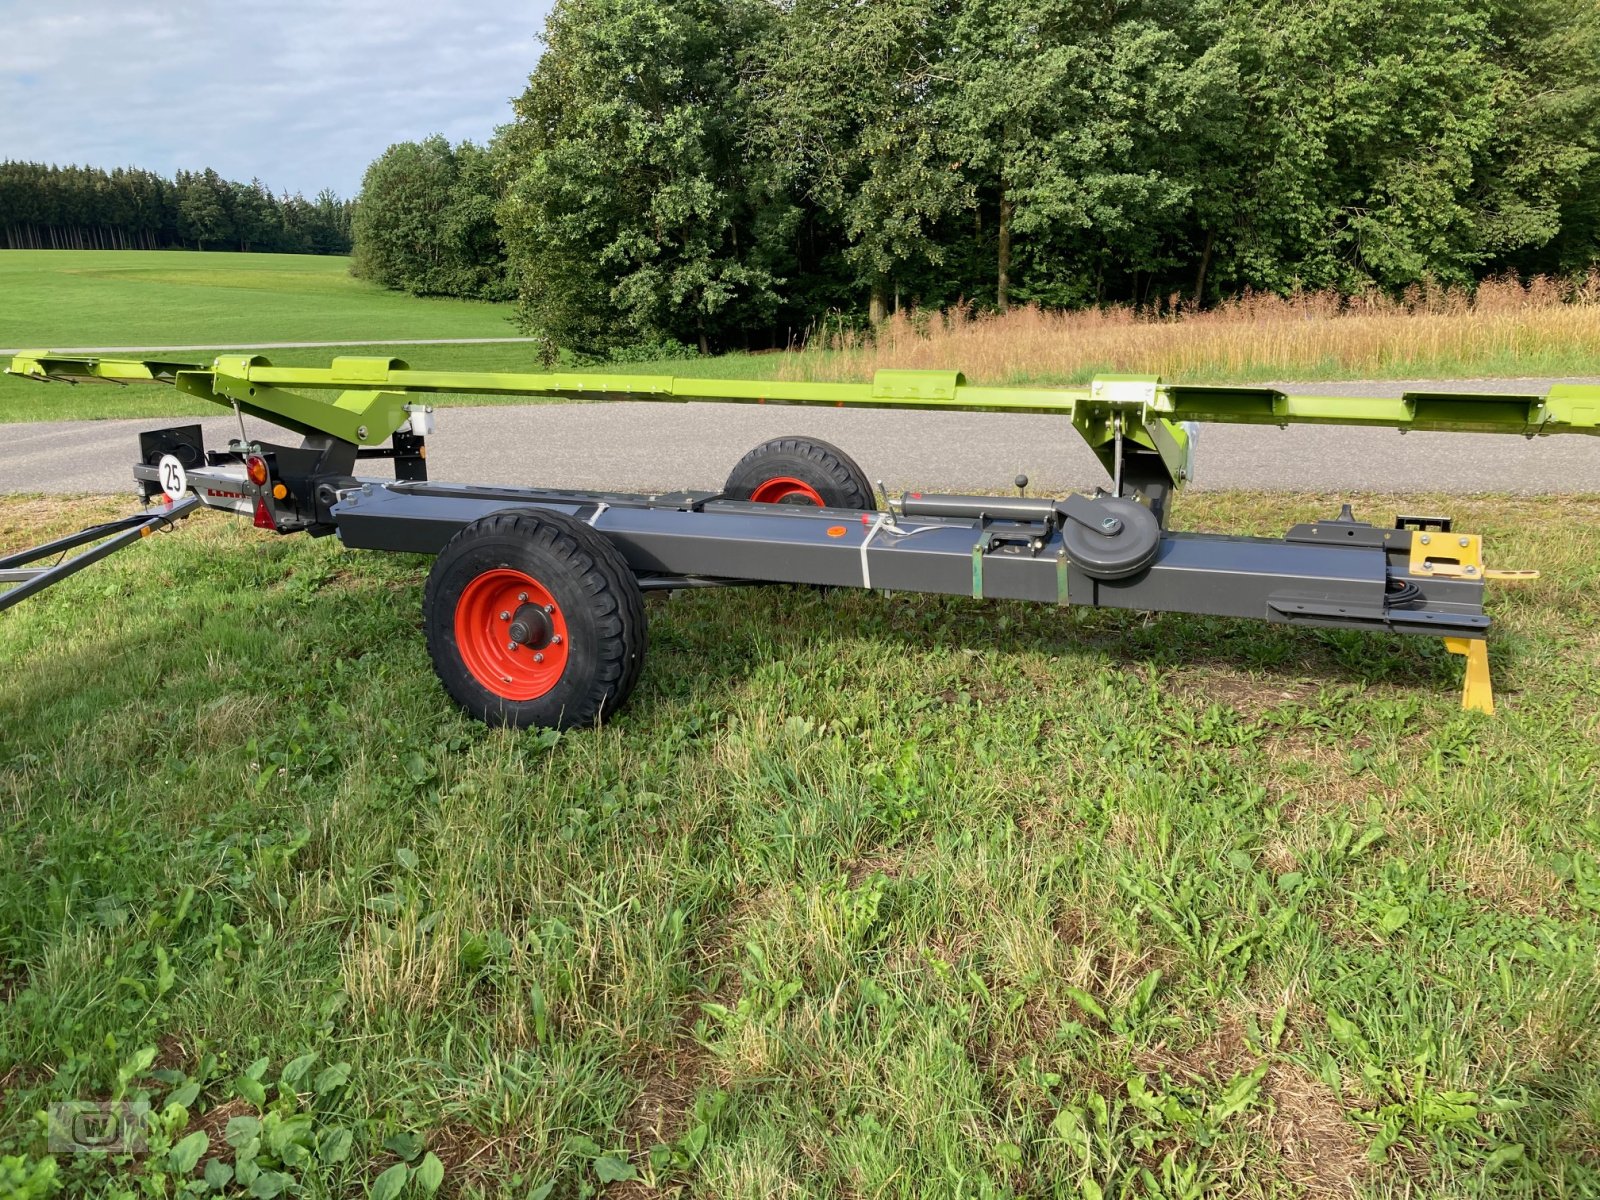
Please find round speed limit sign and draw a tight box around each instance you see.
[156,454,188,502]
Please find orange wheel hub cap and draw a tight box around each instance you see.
[454,569,569,700]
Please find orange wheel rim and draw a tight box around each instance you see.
[454,569,569,700]
[750,476,824,505]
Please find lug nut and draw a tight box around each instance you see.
[551,634,563,645]
[533,652,545,663]
[499,611,510,621]
[543,604,554,614]
[518,592,529,602]
[506,640,517,651]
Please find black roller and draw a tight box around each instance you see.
[1062,496,1161,580]
[900,493,1059,523]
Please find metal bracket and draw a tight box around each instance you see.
[1410,531,1482,579]
[1112,413,1124,495]
[1396,514,1452,533]
[1443,637,1494,713]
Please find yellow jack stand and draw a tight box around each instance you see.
[1443,637,1494,714]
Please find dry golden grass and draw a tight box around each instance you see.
[0,493,133,549]
[782,273,1600,385]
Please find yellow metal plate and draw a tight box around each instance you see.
[1410,531,1482,579]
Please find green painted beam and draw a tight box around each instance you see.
[4,353,205,386]
[10,353,1600,443]
[1156,382,1600,435]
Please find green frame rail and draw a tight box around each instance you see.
[10,351,1600,492]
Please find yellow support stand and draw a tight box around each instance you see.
[1443,637,1494,714]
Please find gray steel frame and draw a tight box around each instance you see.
[115,421,1487,645]
[322,479,1487,640]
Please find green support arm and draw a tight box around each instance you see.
[9,352,1599,486]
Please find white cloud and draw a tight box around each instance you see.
[0,0,550,197]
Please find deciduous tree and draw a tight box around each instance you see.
[499,0,783,355]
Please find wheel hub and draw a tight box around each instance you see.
[750,475,825,506]
[508,603,552,648]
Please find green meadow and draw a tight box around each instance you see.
[3,248,1599,1198]
[2,491,1598,1198]
[0,250,778,423]
[0,250,516,349]
[0,250,521,425]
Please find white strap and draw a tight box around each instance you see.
[860,513,887,589]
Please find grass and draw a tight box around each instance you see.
[0,250,517,350]
[0,249,533,426]
[783,276,1600,387]
[2,489,1598,1198]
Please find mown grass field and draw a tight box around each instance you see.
[0,251,516,350]
[2,491,1597,1198]
[0,250,527,427]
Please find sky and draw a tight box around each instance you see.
[0,0,552,198]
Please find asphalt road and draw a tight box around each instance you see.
[4,377,1598,497]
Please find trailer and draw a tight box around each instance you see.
[6,351,1599,726]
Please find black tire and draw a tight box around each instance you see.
[722,436,874,509]
[424,509,647,729]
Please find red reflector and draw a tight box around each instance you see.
[246,455,269,486]
[253,498,275,530]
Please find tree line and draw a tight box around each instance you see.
[0,162,353,255]
[352,0,1600,358]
